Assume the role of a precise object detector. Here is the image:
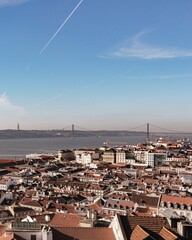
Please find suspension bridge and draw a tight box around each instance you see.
[62,123,192,140]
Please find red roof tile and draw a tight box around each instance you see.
[0,225,6,236]
[0,234,14,240]
[161,194,192,205]
[88,203,103,211]
[159,227,178,240]
[49,213,84,227]
[130,225,149,240]
[119,215,178,239]
[52,227,116,240]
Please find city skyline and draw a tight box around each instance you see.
[0,0,192,131]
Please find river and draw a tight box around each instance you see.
[0,135,148,159]
[0,134,191,159]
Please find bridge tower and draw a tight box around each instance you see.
[146,123,150,142]
[72,124,75,138]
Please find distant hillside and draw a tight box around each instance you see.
[0,129,147,139]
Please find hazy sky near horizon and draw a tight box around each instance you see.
[0,0,192,131]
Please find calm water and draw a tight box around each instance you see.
[0,134,191,159]
[0,135,147,159]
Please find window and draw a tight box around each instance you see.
[31,235,36,240]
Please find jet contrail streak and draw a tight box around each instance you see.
[1,92,6,97]
[39,0,83,55]
[36,94,63,106]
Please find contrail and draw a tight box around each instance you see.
[36,94,63,106]
[1,92,6,97]
[39,0,83,55]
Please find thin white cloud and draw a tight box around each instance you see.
[122,73,192,80]
[81,80,107,89]
[0,93,25,113]
[146,74,192,79]
[100,30,192,60]
[36,94,63,107]
[0,0,30,6]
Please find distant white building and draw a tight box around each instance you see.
[0,178,12,191]
[89,163,98,169]
[180,174,192,185]
[166,156,188,163]
[102,148,116,164]
[146,152,167,168]
[6,174,23,184]
[133,150,148,163]
[26,154,42,159]
[7,222,52,240]
[76,153,92,165]
[116,150,126,164]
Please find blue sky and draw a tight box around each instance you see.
[0,0,192,131]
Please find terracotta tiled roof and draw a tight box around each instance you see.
[161,195,192,205]
[105,198,135,208]
[29,213,55,223]
[159,227,178,240]
[130,225,150,240]
[62,204,75,213]
[0,234,14,240]
[88,203,103,211]
[52,227,116,240]
[107,193,130,200]
[19,197,33,204]
[0,225,6,236]
[119,215,178,240]
[135,207,149,214]
[133,212,154,217]
[25,190,37,196]
[0,178,10,184]
[132,193,160,207]
[87,184,106,190]
[134,207,158,217]
[21,200,42,208]
[49,213,84,227]
[133,165,147,170]
[39,199,50,208]
[0,160,18,164]
[141,178,158,184]
[119,200,135,208]
[5,167,20,173]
